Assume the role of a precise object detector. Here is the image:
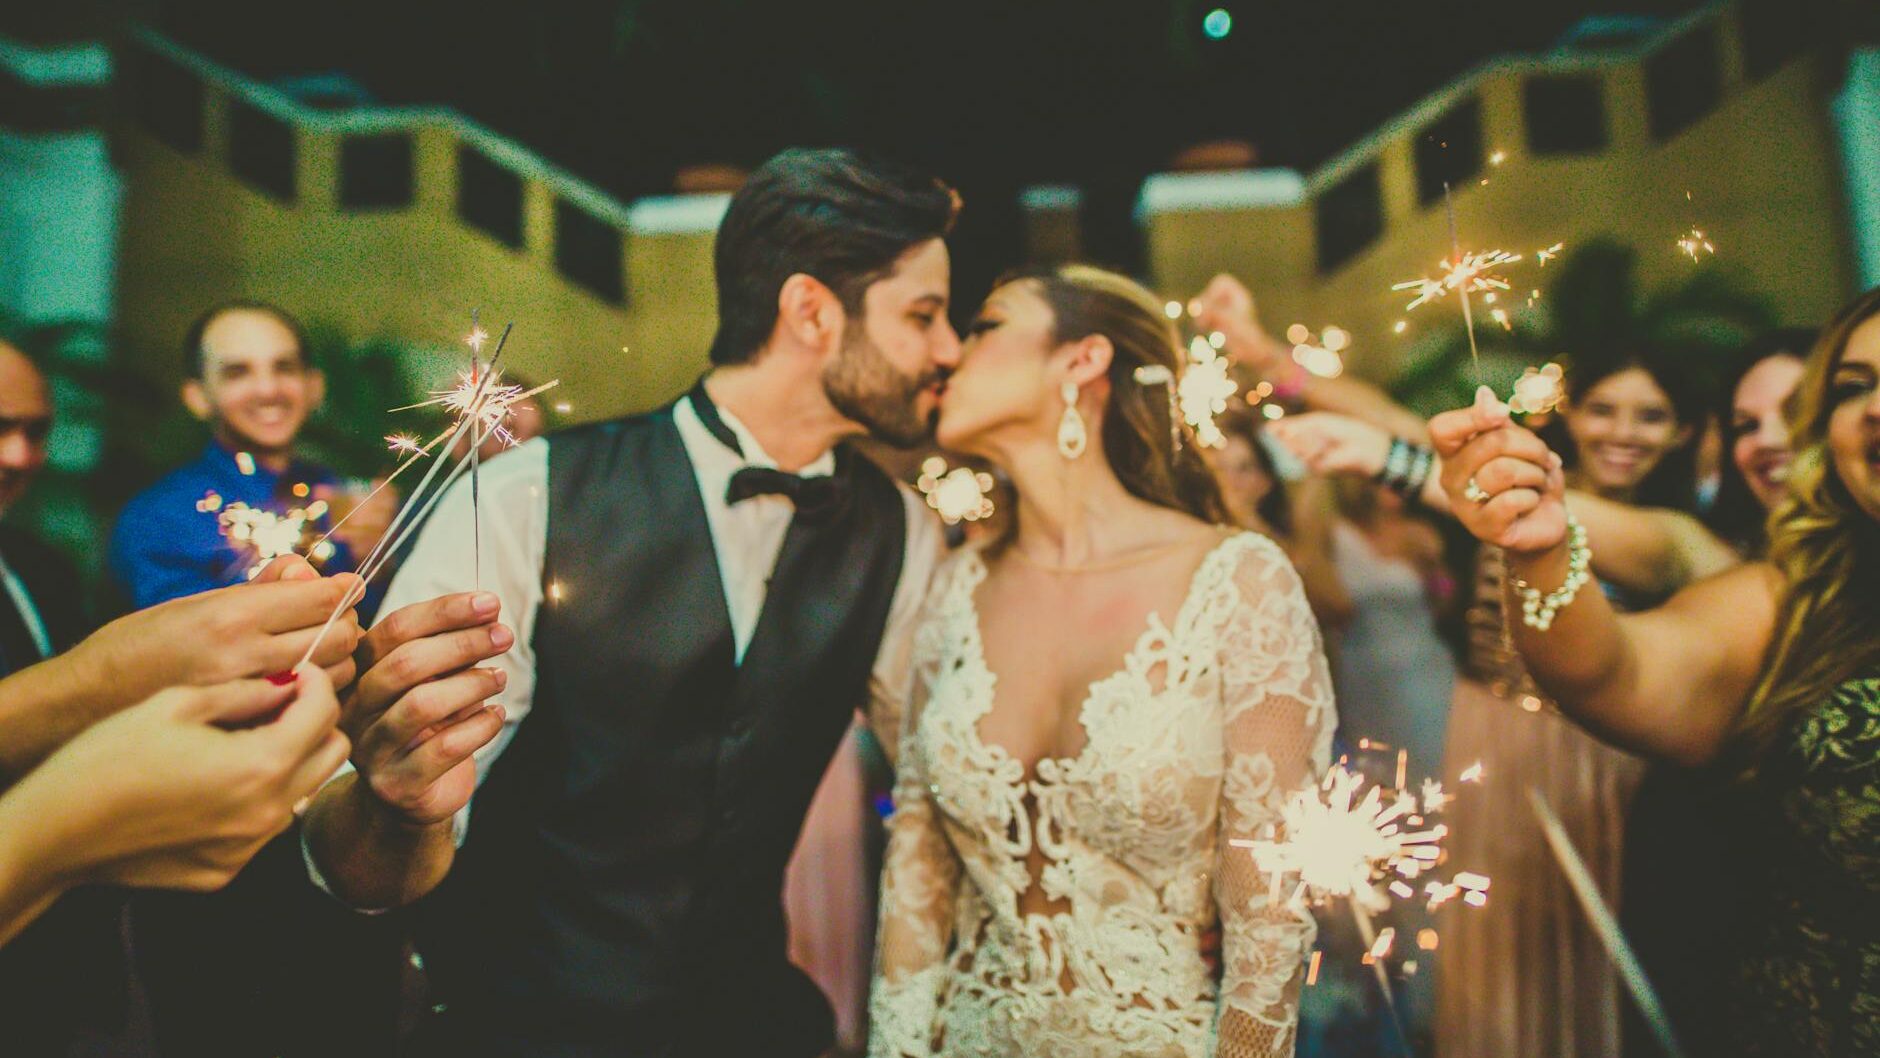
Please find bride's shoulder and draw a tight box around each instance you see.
[1210,528,1307,591]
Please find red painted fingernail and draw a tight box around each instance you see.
[267,670,298,686]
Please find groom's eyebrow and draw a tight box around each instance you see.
[911,293,948,310]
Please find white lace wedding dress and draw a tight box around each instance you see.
[869,532,1336,1058]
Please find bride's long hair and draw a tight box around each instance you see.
[1005,264,1230,526]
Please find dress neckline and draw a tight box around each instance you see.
[956,530,1257,779]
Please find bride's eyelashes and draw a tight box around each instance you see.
[966,318,1002,337]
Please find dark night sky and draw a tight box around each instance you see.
[149,0,1710,297]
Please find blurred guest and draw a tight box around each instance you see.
[0,557,360,1056]
[108,301,392,611]
[0,340,87,674]
[1621,327,1812,1058]
[107,304,404,1056]
[1212,408,1353,634]
[1429,287,1880,1056]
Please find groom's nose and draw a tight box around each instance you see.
[931,316,962,369]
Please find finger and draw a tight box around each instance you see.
[283,730,352,804]
[256,663,343,757]
[1429,388,1512,457]
[353,623,513,720]
[176,677,299,726]
[1473,455,1550,496]
[1482,487,1542,524]
[251,614,363,676]
[394,706,505,786]
[244,576,362,635]
[253,555,318,583]
[1443,423,1550,486]
[357,592,502,673]
[364,667,507,758]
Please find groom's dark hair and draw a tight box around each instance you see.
[708,148,960,366]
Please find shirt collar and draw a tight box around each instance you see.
[685,390,835,477]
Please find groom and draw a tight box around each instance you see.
[303,148,959,1057]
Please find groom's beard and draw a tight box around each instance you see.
[823,331,941,449]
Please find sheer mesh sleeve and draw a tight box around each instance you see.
[1213,537,1337,1057]
[867,566,964,1058]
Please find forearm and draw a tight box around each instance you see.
[1501,546,1654,751]
[303,771,456,909]
[0,787,71,946]
[0,650,115,785]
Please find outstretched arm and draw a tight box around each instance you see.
[1190,273,1431,442]
[1430,390,1776,765]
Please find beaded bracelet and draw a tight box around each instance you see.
[1511,515,1591,631]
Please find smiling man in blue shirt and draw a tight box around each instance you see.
[107,300,406,1057]
[109,301,391,611]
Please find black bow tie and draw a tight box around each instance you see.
[726,466,848,521]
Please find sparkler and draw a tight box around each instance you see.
[1678,191,1716,262]
[1509,363,1566,416]
[292,318,558,670]
[915,457,995,525]
[217,500,328,578]
[1177,335,1240,448]
[1529,789,1688,1058]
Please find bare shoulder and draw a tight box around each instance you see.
[1664,560,1782,617]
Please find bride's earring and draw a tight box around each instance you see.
[1057,381,1087,460]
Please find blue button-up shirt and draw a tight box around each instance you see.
[109,442,362,610]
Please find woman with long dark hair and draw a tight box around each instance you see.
[870,265,1335,1057]
[1431,288,1880,1057]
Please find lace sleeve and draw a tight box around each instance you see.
[867,565,964,1058]
[1213,536,1337,1058]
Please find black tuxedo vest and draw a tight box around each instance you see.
[414,404,906,1057]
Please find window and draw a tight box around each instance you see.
[457,145,524,248]
[227,100,296,202]
[1523,75,1607,155]
[1316,164,1383,273]
[555,199,624,303]
[339,134,412,210]
[1414,96,1483,205]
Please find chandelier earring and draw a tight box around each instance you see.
[1056,380,1087,460]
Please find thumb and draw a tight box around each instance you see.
[255,555,319,583]
[1473,385,1512,428]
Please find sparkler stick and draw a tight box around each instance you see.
[1443,184,1482,371]
[292,438,480,670]
[1349,903,1415,1058]
[1527,788,1687,1058]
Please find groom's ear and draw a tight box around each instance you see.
[776,273,844,358]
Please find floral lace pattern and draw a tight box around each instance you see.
[869,533,1336,1058]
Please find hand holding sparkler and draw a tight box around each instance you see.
[1430,388,1569,555]
[1187,273,1287,372]
[340,590,511,826]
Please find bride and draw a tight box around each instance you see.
[869,264,1336,1058]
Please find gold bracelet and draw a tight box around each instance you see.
[1511,516,1590,631]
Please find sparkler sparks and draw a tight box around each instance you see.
[1677,227,1716,261]
[1231,764,1455,914]
[1177,335,1241,448]
[217,500,329,578]
[1392,249,1524,311]
[1510,363,1566,416]
[915,456,996,525]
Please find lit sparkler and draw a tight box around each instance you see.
[217,499,329,578]
[915,456,995,525]
[1509,363,1566,416]
[1677,227,1716,262]
[1178,335,1240,448]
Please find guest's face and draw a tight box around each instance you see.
[1729,353,1806,511]
[1212,434,1274,527]
[821,238,960,447]
[0,346,51,516]
[935,280,1066,456]
[1825,316,1880,523]
[1562,367,1685,497]
[184,310,321,456]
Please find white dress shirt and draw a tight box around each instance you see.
[321,393,941,856]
